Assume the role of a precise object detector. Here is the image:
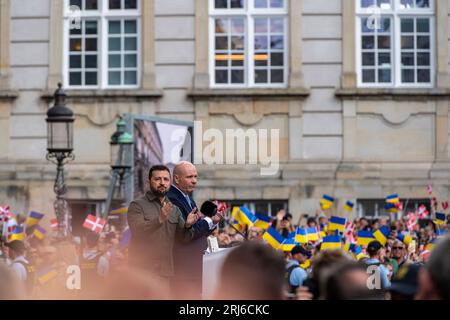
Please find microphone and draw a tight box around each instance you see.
[200,200,218,217]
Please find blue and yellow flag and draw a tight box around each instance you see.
[295,227,308,244]
[328,216,346,233]
[110,207,127,215]
[26,211,44,227]
[263,227,284,249]
[231,219,246,234]
[357,230,375,247]
[9,226,25,242]
[254,213,272,230]
[436,229,445,239]
[234,206,257,228]
[37,267,58,285]
[397,231,412,246]
[434,212,446,225]
[33,225,47,240]
[320,235,342,251]
[352,245,365,260]
[384,203,398,214]
[320,195,334,210]
[306,227,319,242]
[343,201,354,212]
[280,238,297,252]
[386,194,399,204]
[373,225,390,246]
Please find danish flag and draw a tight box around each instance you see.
[344,221,356,244]
[418,205,429,219]
[0,206,13,222]
[82,214,106,233]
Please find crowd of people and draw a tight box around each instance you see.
[1,161,450,300]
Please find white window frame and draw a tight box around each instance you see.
[63,0,141,89]
[356,0,435,88]
[209,0,289,88]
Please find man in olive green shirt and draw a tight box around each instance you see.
[127,165,198,293]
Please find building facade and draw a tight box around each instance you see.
[1,0,450,225]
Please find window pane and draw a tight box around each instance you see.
[362,53,375,66]
[109,0,121,9]
[401,36,414,49]
[417,36,429,49]
[255,0,267,8]
[70,0,82,8]
[215,19,228,33]
[270,36,283,49]
[416,0,429,8]
[254,36,268,50]
[270,0,284,8]
[109,21,121,34]
[70,55,81,68]
[215,0,227,9]
[125,20,137,34]
[85,72,97,85]
[271,69,283,83]
[271,52,283,66]
[270,18,284,33]
[215,70,228,83]
[125,0,137,9]
[125,37,137,50]
[362,36,375,49]
[85,38,97,51]
[377,0,391,9]
[215,54,228,66]
[109,54,121,68]
[109,38,121,51]
[255,70,268,83]
[231,70,244,83]
[124,71,137,84]
[377,36,390,49]
[231,53,244,66]
[401,19,414,33]
[69,72,82,85]
[379,18,391,32]
[360,0,374,8]
[255,53,268,66]
[402,69,415,82]
[400,0,413,8]
[231,36,244,50]
[417,69,430,82]
[255,19,268,33]
[417,52,430,66]
[230,0,244,8]
[378,53,390,66]
[85,0,98,10]
[85,21,98,36]
[417,19,429,32]
[109,71,121,85]
[70,39,82,51]
[378,69,391,82]
[362,69,375,83]
[215,36,228,50]
[85,55,97,68]
[401,53,414,66]
[124,54,137,67]
[231,19,244,33]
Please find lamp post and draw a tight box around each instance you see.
[46,83,74,239]
[104,117,133,218]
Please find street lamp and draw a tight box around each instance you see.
[104,117,133,219]
[46,83,74,239]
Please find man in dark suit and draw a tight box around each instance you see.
[167,161,223,299]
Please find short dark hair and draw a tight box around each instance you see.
[148,165,170,180]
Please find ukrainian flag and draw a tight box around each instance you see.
[234,206,257,228]
[436,229,445,239]
[373,225,390,246]
[434,212,446,225]
[295,227,308,244]
[397,231,412,246]
[9,226,25,242]
[386,194,399,204]
[263,227,284,249]
[254,213,272,230]
[26,211,44,227]
[384,203,398,214]
[287,231,296,239]
[328,216,346,233]
[357,230,375,246]
[280,238,296,251]
[306,227,319,242]
[110,207,127,215]
[37,267,58,285]
[352,245,365,260]
[33,225,47,240]
[231,219,246,233]
[320,195,334,210]
[320,235,342,250]
[343,201,354,212]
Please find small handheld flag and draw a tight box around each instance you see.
[373,225,390,246]
[254,213,272,230]
[397,232,412,246]
[295,228,308,244]
[33,225,47,240]
[320,195,334,210]
[320,235,342,251]
[328,216,346,233]
[434,212,446,225]
[83,214,106,234]
[357,230,375,247]
[8,226,25,242]
[26,211,45,227]
[263,227,284,249]
[343,201,354,212]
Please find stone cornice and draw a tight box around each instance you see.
[40,89,163,103]
[336,88,450,100]
[187,87,310,100]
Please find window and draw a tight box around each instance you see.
[356,198,430,218]
[210,0,288,87]
[224,199,288,217]
[64,0,140,88]
[356,0,434,87]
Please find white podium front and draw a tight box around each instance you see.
[202,247,235,299]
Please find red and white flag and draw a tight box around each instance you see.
[344,221,356,244]
[0,206,12,222]
[418,205,429,219]
[427,184,433,195]
[83,214,106,233]
[50,218,58,231]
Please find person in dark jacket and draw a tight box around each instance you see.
[168,161,223,299]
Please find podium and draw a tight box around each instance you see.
[201,247,235,299]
